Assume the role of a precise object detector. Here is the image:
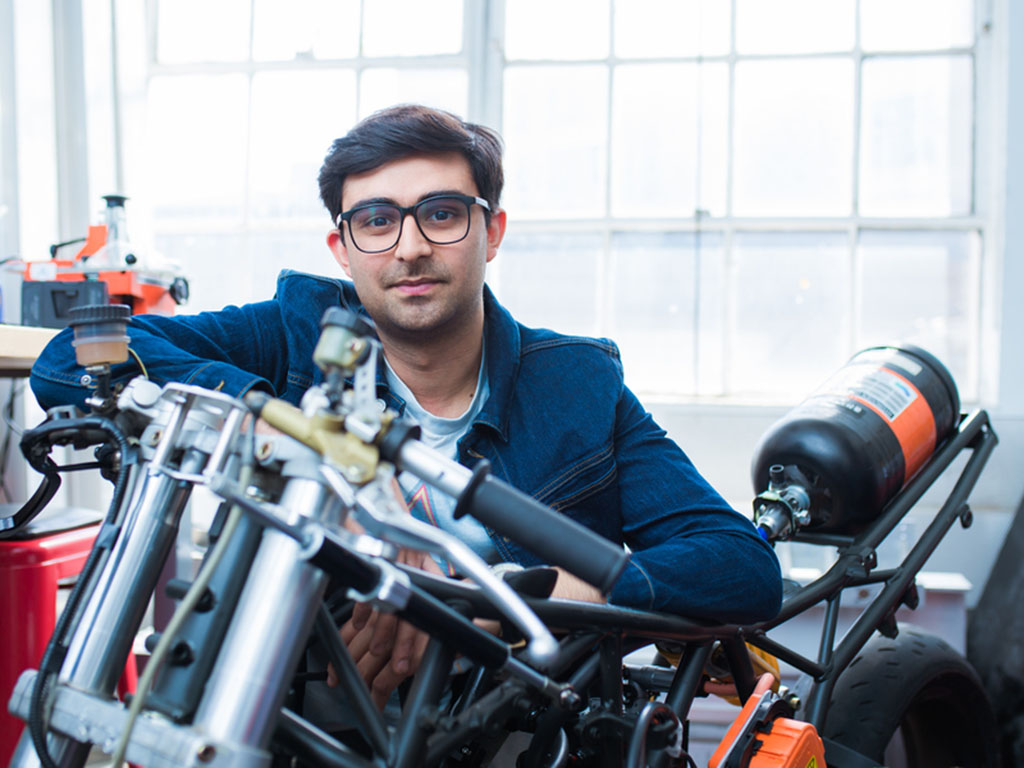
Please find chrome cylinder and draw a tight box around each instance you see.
[9,451,205,768]
[190,476,331,750]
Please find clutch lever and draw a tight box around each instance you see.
[319,464,560,667]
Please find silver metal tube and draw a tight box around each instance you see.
[9,451,205,768]
[395,439,473,497]
[191,478,330,750]
[62,450,204,687]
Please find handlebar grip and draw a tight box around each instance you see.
[468,476,629,595]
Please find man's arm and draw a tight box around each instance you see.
[607,386,783,624]
[30,299,290,410]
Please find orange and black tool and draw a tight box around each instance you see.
[710,673,827,768]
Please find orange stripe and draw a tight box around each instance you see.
[850,369,936,480]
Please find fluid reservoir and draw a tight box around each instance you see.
[751,345,960,540]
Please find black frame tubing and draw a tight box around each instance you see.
[268,409,995,766]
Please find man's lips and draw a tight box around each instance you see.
[390,278,442,296]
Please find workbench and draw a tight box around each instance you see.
[0,324,58,377]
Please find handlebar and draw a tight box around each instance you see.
[390,438,630,595]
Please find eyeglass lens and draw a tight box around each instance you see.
[348,196,472,252]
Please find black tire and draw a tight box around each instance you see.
[823,625,1000,768]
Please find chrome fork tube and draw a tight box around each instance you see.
[64,452,205,687]
[191,476,332,751]
[9,450,206,768]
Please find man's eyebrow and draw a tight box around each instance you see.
[345,189,471,210]
[346,196,396,210]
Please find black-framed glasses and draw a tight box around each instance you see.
[336,193,491,253]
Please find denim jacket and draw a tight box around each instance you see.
[31,270,781,623]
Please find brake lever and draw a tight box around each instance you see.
[318,464,559,667]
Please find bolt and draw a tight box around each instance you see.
[559,688,582,711]
[196,744,217,763]
[148,429,163,446]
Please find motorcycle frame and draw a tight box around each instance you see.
[254,408,999,767]
[7,390,997,767]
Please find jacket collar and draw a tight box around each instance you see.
[476,284,520,442]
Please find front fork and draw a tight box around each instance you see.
[9,452,202,768]
[190,475,332,752]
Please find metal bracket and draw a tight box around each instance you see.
[8,670,271,768]
[346,558,412,612]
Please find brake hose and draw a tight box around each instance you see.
[23,416,134,768]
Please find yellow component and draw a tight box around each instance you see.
[258,397,382,484]
[657,642,781,705]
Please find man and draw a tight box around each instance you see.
[31,104,782,707]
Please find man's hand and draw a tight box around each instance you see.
[551,567,606,604]
[331,546,443,708]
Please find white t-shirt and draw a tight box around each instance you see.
[383,352,498,575]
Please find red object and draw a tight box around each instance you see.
[23,223,180,316]
[710,674,826,768]
[0,521,137,764]
[23,261,179,316]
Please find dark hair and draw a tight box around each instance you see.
[318,104,504,224]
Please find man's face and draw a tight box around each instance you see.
[327,152,506,341]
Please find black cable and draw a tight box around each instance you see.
[22,416,135,768]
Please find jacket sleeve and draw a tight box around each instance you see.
[30,300,287,411]
[607,385,783,624]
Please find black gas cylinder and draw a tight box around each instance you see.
[751,345,960,537]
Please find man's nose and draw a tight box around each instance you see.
[394,213,432,261]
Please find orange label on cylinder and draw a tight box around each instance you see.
[844,368,937,479]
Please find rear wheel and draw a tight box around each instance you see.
[823,625,1000,768]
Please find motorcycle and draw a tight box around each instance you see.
[3,305,1000,767]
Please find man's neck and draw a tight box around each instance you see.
[379,314,485,419]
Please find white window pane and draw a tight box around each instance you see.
[156,231,336,312]
[861,0,974,51]
[249,231,340,290]
[506,0,609,60]
[156,0,250,63]
[14,0,58,264]
[734,59,854,216]
[857,230,978,399]
[147,76,249,219]
[859,56,973,217]
[155,233,251,310]
[359,69,468,120]
[493,232,601,336]
[614,0,729,58]
[611,63,727,218]
[362,0,463,57]
[731,232,850,398]
[252,0,359,61]
[610,232,726,396]
[83,0,116,201]
[249,71,357,220]
[503,66,608,219]
[736,0,855,54]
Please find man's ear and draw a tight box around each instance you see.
[327,229,352,277]
[485,209,507,264]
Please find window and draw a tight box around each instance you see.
[117,0,983,402]
[133,0,473,311]
[496,0,981,402]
